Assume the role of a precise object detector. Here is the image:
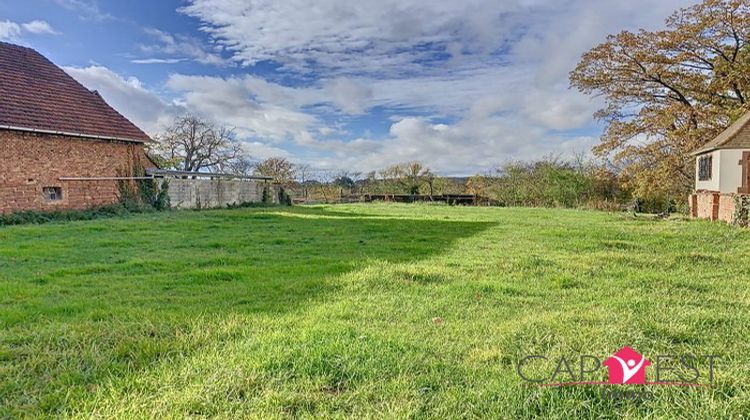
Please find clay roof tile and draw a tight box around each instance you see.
[0,41,150,142]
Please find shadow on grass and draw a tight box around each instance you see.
[0,206,495,416]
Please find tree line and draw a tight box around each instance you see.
[142,114,681,212]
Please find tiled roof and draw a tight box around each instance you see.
[693,110,750,155]
[0,41,150,142]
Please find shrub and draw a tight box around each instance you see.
[154,180,171,211]
[277,187,293,206]
[135,178,170,211]
[732,195,750,227]
[0,204,131,226]
[580,198,626,212]
[118,163,170,211]
[631,196,678,214]
[471,157,627,209]
[225,201,277,209]
[262,186,271,204]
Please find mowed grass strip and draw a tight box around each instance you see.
[0,204,748,418]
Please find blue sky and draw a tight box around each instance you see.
[0,0,695,175]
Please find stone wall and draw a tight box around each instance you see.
[161,178,277,209]
[690,191,738,224]
[0,130,152,214]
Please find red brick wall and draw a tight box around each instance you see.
[692,192,718,220]
[718,194,736,223]
[690,191,738,224]
[0,130,153,214]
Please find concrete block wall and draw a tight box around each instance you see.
[161,178,277,209]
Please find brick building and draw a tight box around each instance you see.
[0,41,154,214]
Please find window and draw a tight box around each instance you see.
[42,187,63,201]
[698,155,712,181]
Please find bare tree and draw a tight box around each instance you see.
[387,161,434,194]
[254,157,297,185]
[295,163,314,198]
[332,171,356,196]
[151,115,242,172]
[314,170,342,203]
[224,155,257,176]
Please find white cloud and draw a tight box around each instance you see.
[324,78,373,115]
[64,0,698,174]
[180,0,692,75]
[135,28,224,65]
[0,19,58,40]
[0,21,21,40]
[21,20,58,35]
[179,0,526,75]
[305,116,598,175]
[131,58,186,65]
[63,66,182,135]
[60,65,594,173]
[165,74,319,143]
[54,0,112,21]
[241,142,292,160]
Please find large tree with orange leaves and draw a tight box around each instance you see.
[570,0,750,199]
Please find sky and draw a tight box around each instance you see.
[0,0,696,175]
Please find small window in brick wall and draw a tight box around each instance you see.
[42,186,63,201]
[698,155,712,181]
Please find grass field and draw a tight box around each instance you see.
[1,204,749,418]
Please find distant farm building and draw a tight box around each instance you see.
[0,41,154,214]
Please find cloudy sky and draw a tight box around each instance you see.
[1,0,695,174]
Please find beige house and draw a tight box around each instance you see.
[690,111,750,222]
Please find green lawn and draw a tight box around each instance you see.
[0,204,748,418]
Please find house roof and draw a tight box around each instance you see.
[0,41,151,143]
[693,110,750,155]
